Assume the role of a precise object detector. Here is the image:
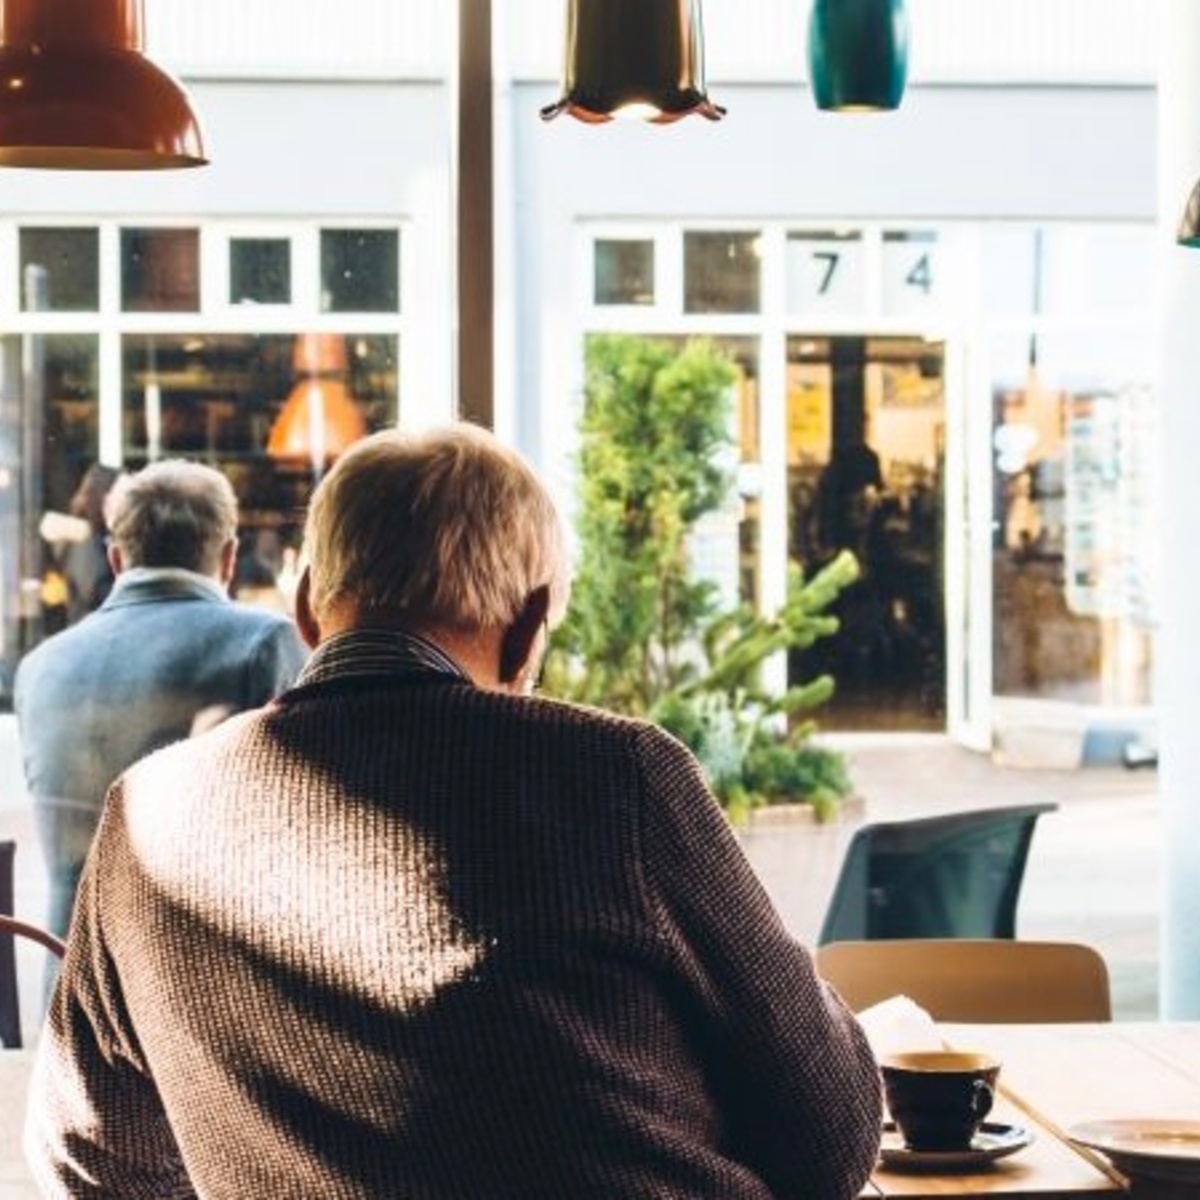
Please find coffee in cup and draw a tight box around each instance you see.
[880,1051,1000,1152]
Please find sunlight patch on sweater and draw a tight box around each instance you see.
[122,752,487,1012]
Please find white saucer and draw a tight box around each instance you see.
[879,1122,1034,1171]
[1068,1118,1200,1186]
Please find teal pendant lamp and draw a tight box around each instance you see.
[541,0,724,124]
[1177,179,1200,247]
[808,0,909,113]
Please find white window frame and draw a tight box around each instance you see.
[575,218,985,738]
[2,216,418,465]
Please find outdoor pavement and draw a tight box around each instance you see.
[833,733,1160,1021]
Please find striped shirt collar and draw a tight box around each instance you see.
[296,628,472,690]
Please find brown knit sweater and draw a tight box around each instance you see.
[26,669,882,1198]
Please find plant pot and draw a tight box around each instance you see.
[733,796,867,946]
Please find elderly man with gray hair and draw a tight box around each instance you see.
[15,458,308,956]
[26,425,882,1200]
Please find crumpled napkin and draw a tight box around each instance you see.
[854,994,943,1058]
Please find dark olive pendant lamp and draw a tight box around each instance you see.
[541,0,724,124]
[808,0,909,113]
[0,0,207,169]
[1177,179,1200,247]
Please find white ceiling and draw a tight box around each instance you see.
[148,0,1159,87]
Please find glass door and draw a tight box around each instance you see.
[785,334,948,732]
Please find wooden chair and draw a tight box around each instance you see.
[0,914,68,1048]
[815,938,1113,1023]
[817,803,1057,945]
[1,839,67,1049]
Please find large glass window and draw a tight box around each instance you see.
[987,224,1157,711]
[991,326,1156,708]
[787,335,946,732]
[120,332,399,601]
[230,238,291,306]
[19,228,100,312]
[684,231,761,314]
[121,228,201,312]
[320,229,399,313]
[0,334,101,700]
[1,218,406,707]
[594,239,655,306]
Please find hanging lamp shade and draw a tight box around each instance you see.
[291,332,348,377]
[267,378,367,465]
[541,0,724,124]
[0,0,206,169]
[1177,178,1200,247]
[808,0,909,113]
[267,334,367,470]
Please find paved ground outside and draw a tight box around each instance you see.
[834,733,1160,1021]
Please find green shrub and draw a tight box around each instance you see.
[545,333,858,822]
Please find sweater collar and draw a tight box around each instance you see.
[296,628,472,689]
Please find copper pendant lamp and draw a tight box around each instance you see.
[267,334,367,479]
[541,0,724,124]
[808,0,909,113]
[0,0,206,169]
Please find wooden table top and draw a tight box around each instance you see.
[867,1023,1200,1199]
[10,1027,1200,1197]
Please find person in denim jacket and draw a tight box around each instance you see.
[14,459,307,968]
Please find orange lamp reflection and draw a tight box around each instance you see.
[266,334,367,477]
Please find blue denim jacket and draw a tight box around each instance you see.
[14,567,308,936]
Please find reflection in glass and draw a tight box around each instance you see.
[320,229,399,313]
[594,239,655,305]
[684,231,761,314]
[698,335,760,607]
[266,334,368,482]
[19,228,100,312]
[0,334,100,698]
[230,238,291,306]
[991,328,1156,708]
[787,335,946,732]
[119,332,399,591]
[121,228,201,312]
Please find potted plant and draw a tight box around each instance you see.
[544,332,859,824]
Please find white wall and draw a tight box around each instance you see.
[1156,0,1200,1019]
[504,0,1159,85]
[0,81,447,217]
[508,81,1156,470]
[142,0,1161,86]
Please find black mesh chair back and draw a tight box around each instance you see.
[817,803,1057,945]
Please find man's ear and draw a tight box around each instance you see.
[498,584,551,686]
[107,541,125,576]
[294,567,322,649]
[218,537,238,589]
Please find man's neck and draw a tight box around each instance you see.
[321,611,508,693]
